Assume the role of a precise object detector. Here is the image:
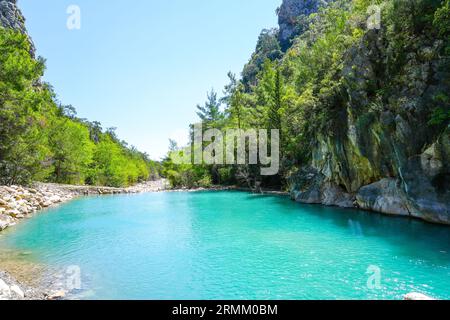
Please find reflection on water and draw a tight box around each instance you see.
[348,219,364,237]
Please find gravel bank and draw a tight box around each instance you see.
[0,180,169,231]
[0,179,168,300]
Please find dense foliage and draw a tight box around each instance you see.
[163,0,450,189]
[0,28,157,186]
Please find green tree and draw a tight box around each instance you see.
[48,118,94,184]
[196,89,223,126]
[0,29,50,185]
[0,28,154,187]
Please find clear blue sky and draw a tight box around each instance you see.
[19,0,280,159]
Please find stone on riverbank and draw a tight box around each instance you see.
[403,292,435,300]
[0,271,46,300]
[0,184,74,231]
[0,180,168,232]
[0,180,168,300]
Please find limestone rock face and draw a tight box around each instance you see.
[289,168,355,208]
[288,25,450,224]
[0,0,35,55]
[356,179,411,217]
[0,0,25,32]
[277,0,332,50]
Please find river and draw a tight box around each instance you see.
[0,191,449,299]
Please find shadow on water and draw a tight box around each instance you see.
[228,190,450,265]
[301,204,450,265]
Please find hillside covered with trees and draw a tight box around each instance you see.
[0,16,159,187]
[163,0,449,224]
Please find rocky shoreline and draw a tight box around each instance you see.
[0,270,48,300]
[0,180,169,300]
[0,181,440,300]
[0,184,74,232]
[0,180,169,232]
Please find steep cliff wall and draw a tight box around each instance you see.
[278,0,333,50]
[1,0,25,31]
[287,1,450,225]
[0,0,34,54]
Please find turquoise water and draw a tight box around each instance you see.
[0,191,449,300]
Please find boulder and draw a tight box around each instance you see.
[0,278,11,299]
[0,214,14,230]
[48,195,62,203]
[7,209,21,218]
[47,290,66,300]
[289,167,324,204]
[322,183,355,208]
[289,168,355,208]
[404,292,435,300]
[9,285,24,299]
[356,179,411,216]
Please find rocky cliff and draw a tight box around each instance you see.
[287,1,450,224]
[278,0,333,50]
[1,0,25,31]
[0,0,34,54]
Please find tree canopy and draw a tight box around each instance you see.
[0,28,157,187]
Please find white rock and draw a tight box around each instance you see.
[3,186,14,193]
[10,285,24,298]
[7,209,21,218]
[0,215,15,230]
[48,290,66,300]
[0,221,8,231]
[0,279,11,298]
[404,292,435,300]
[49,195,62,203]
[12,208,21,214]
[42,201,52,208]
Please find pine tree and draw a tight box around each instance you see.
[196,89,223,126]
